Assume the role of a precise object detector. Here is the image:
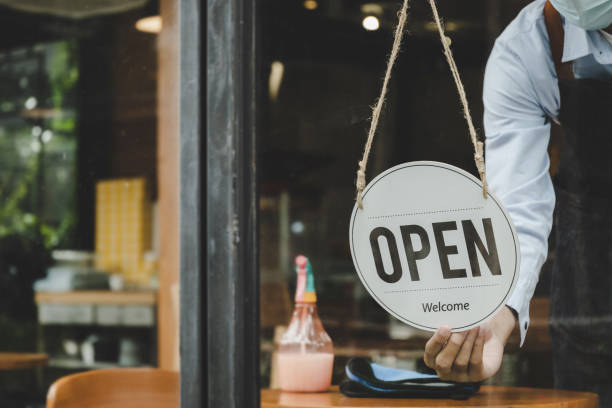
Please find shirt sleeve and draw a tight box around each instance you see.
[483,40,556,346]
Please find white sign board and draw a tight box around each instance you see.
[349,162,519,332]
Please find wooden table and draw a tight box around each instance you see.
[262,386,598,408]
[0,353,48,370]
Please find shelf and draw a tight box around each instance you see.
[35,290,157,306]
[48,357,152,370]
[35,291,157,326]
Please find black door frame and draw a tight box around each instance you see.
[181,0,259,407]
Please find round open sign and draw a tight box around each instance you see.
[349,161,519,332]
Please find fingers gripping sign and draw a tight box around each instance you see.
[434,331,468,377]
[424,326,451,369]
[425,326,483,382]
[454,327,479,373]
[424,306,516,382]
[469,328,487,379]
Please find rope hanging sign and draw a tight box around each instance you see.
[349,0,519,332]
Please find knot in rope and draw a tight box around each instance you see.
[356,161,367,209]
[474,141,487,198]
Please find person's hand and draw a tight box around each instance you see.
[423,306,517,382]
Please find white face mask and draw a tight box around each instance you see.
[550,0,612,30]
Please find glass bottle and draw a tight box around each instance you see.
[277,255,334,392]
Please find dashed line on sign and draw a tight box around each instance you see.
[383,283,500,294]
[368,206,485,220]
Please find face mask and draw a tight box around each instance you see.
[550,0,612,30]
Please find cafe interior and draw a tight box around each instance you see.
[0,0,179,406]
[0,0,566,407]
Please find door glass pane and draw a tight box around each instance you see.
[259,0,558,392]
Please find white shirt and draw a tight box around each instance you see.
[483,0,612,345]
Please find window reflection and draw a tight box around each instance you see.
[0,41,77,247]
[259,0,553,391]
[0,1,179,406]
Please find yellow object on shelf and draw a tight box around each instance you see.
[95,178,152,285]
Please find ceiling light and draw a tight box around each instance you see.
[362,15,380,31]
[135,15,162,34]
[291,221,305,234]
[303,0,318,10]
[268,61,284,101]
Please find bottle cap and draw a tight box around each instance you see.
[294,255,317,303]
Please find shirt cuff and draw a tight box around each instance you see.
[506,294,530,347]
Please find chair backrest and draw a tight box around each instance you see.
[46,368,179,408]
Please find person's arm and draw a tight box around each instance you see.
[424,39,555,381]
[484,40,555,346]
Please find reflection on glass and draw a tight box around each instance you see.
[259,0,554,393]
[0,41,77,248]
[0,0,179,405]
[362,16,380,31]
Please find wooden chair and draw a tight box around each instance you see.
[46,368,179,408]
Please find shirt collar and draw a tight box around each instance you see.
[562,21,612,64]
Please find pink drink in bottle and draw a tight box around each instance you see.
[277,255,334,392]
